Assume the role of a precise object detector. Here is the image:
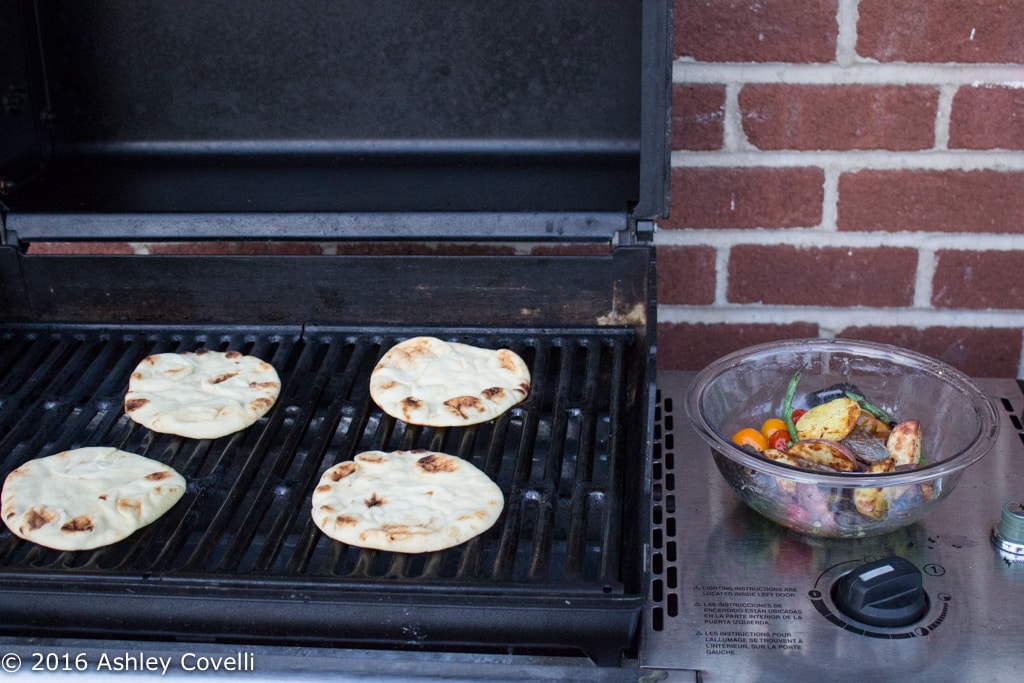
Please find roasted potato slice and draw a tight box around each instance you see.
[853,458,895,519]
[787,439,857,472]
[795,397,859,441]
[759,448,801,495]
[886,420,923,467]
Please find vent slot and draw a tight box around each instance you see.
[649,390,680,631]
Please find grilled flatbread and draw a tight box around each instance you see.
[125,350,281,439]
[1,447,186,551]
[369,337,530,427]
[311,449,504,553]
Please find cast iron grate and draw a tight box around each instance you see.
[0,323,644,660]
[0,324,631,580]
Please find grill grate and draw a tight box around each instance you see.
[0,323,645,659]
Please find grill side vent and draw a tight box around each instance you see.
[649,390,680,631]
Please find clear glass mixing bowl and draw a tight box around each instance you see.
[685,338,999,537]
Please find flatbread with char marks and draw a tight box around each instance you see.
[369,337,530,427]
[311,449,504,553]
[124,349,280,439]
[1,447,186,551]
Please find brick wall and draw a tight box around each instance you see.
[659,0,1024,377]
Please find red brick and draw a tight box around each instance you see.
[838,170,1024,233]
[727,245,917,306]
[949,85,1024,150]
[740,85,938,151]
[672,84,726,151]
[858,0,1024,64]
[675,0,838,63]
[656,245,716,305]
[657,322,819,371]
[663,167,824,229]
[932,250,1024,310]
[838,326,1022,377]
[25,242,136,255]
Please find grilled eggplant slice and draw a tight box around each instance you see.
[795,397,860,441]
[843,423,891,466]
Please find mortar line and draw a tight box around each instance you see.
[670,149,1024,171]
[657,305,1024,330]
[835,0,861,67]
[934,85,957,150]
[673,62,1024,86]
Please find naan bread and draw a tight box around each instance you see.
[369,337,530,427]
[1,447,186,551]
[311,449,504,553]
[125,349,281,439]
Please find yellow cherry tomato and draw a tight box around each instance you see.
[760,418,788,441]
[731,427,768,452]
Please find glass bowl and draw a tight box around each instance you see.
[685,338,999,538]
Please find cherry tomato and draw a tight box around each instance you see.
[731,427,768,452]
[760,418,787,441]
[790,408,807,423]
[767,430,790,451]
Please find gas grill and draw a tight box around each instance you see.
[8,2,1023,681]
[0,0,670,678]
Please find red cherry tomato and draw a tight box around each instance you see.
[767,430,790,451]
[790,408,807,423]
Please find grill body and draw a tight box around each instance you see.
[0,0,670,668]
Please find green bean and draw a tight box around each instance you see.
[782,371,801,442]
[844,390,897,427]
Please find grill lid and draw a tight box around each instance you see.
[0,0,671,243]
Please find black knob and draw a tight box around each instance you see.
[833,556,928,628]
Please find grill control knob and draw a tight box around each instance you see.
[993,502,1024,556]
[833,556,928,628]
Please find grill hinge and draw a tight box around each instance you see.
[0,214,22,250]
[619,219,655,246]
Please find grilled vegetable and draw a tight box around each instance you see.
[787,439,857,472]
[886,420,923,466]
[795,397,860,441]
[855,411,892,439]
[760,418,788,441]
[853,458,896,519]
[845,390,897,428]
[732,427,768,452]
[746,377,935,529]
[767,429,790,450]
[782,372,801,442]
[760,448,801,495]
[842,422,891,465]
